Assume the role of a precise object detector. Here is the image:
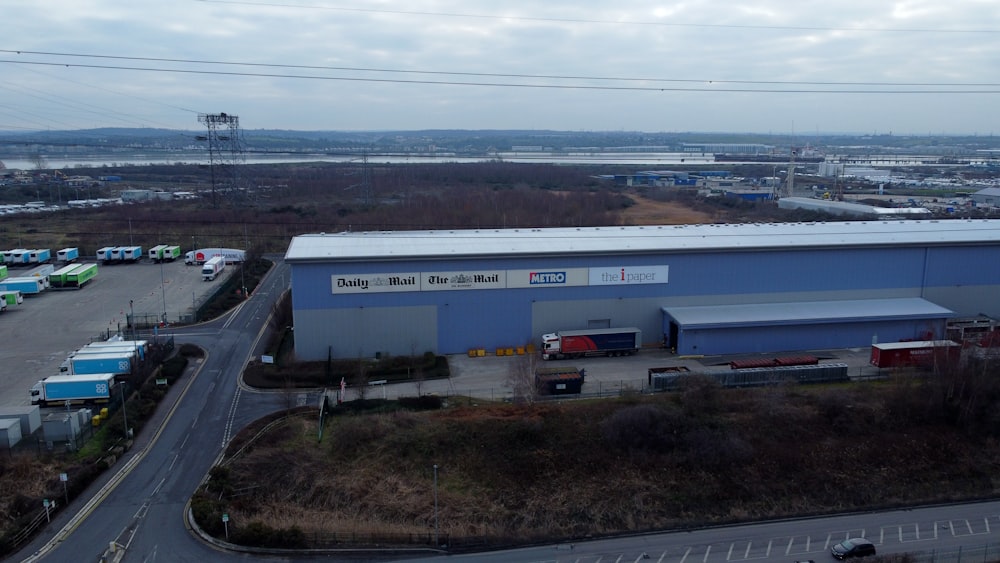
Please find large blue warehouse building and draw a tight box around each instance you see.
[284,219,1000,360]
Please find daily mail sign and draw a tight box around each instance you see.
[332,265,667,294]
[589,265,669,286]
[421,270,506,291]
[332,273,420,294]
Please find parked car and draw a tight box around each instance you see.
[831,538,876,559]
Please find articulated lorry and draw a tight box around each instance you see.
[541,327,642,360]
[202,256,226,281]
[185,248,245,265]
[30,373,117,407]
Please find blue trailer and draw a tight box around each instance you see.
[30,373,117,406]
[6,249,31,266]
[57,247,80,263]
[28,249,51,264]
[96,247,115,263]
[68,352,133,375]
[0,277,45,295]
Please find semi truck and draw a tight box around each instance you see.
[541,327,642,360]
[202,256,226,281]
[185,248,245,265]
[67,352,133,375]
[0,277,45,295]
[30,373,117,407]
[57,247,79,263]
[870,340,962,369]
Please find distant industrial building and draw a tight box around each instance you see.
[284,220,1000,359]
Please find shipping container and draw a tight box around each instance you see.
[535,366,585,395]
[870,340,962,369]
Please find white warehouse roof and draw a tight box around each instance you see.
[285,219,1000,263]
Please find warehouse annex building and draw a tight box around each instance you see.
[283,220,1000,360]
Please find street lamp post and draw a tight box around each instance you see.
[121,382,130,439]
[433,464,439,546]
[159,260,167,324]
[128,299,135,340]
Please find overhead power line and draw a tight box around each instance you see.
[1,54,999,94]
[195,0,1000,34]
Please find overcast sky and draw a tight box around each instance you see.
[2,1,999,134]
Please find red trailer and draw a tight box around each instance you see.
[870,340,961,369]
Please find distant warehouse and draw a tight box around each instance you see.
[283,219,1000,360]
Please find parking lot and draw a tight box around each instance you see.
[0,257,232,408]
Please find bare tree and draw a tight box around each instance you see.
[506,345,539,405]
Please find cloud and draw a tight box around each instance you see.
[1,0,999,133]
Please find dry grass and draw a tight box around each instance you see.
[215,379,1000,545]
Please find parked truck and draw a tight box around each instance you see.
[0,277,45,295]
[67,352,133,375]
[535,366,585,395]
[870,340,962,369]
[0,264,6,281]
[30,373,117,407]
[540,327,642,360]
[202,256,226,281]
[57,247,79,263]
[185,248,245,265]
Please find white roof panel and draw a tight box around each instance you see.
[662,298,954,328]
[284,219,1000,263]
